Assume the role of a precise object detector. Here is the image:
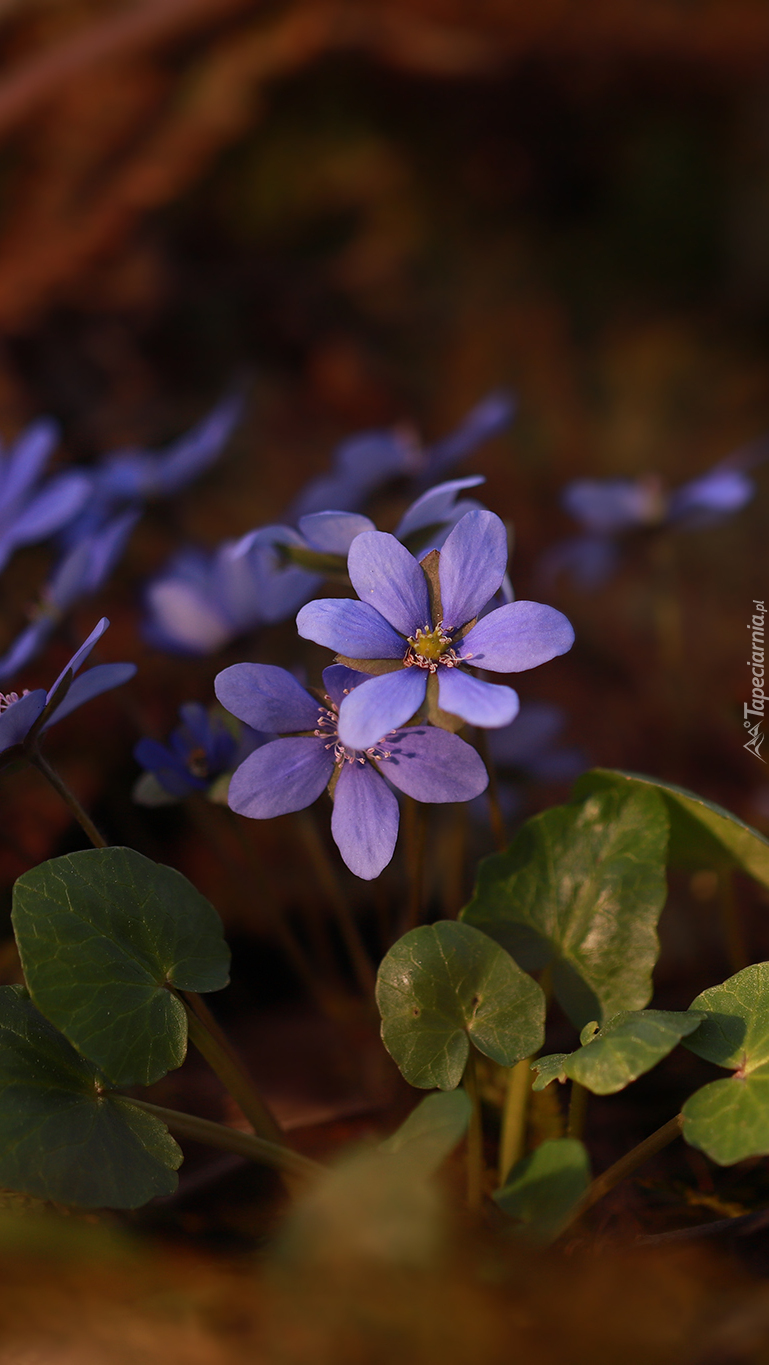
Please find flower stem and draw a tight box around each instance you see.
[294,811,376,996]
[123,1097,321,1181]
[558,1113,684,1237]
[29,748,107,849]
[718,869,748,974]
[498,1057,531,1186]
[475,729,506,853]
[463,1048,484,1212]
[401,796,427,933]
[180,992,284,1147]
[567,1080,588,1140]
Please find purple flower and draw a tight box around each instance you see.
[95,394,244,503]
[0,618,136,763]
[133,702,265,805]
[0,419,91,573]
[296,510,574,752]
[214,662,488,880]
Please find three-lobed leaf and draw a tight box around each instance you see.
[532,1009,704,1095]
[494,1138,590,1244]
[376,920,545,1090]
[682,962,769,1164]
[0,986,181,1208]
[12,847,230,1087]
[462,786,669,1028]
[575,769,769,890]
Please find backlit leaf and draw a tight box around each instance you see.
[532,1009,704,1095]
[494,1138,590,1244]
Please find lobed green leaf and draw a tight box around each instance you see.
[494,1138,590,1244]
[533,1009,704,1095]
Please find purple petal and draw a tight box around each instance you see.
[488,703,564,766]
[438,510,508,629]
[0,620,53,681]
[438,670,519,728]
[337,668,426,751]
[670,469,754,520]
[378,726,488,802]
[0,419,58,509]
[331,760,399,879]
[321,664,368,708]
[395,476,485,541]
[297,598,404,658]
[215,663,319,733]
[1,472,91,547]
[145,578,233,654]
[0,689,46,753]
[348,532,430,636]
[298,511,375,553]
[154,393,243,496]
[228,737,334,818]
[421,390,515,482]
[134,738,200,797]
[43,662,136,728]
[460,601,574,673]
[46,617,110,706]
[562,479,657,533]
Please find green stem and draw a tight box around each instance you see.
[294,811,376,996]
[475,730,506,852]
[123,1097,321,1181]
[463,1048,484,1212]
[559,1113,684,1237]
[180,993,284,1146]
[718,869,748,974]
[30,749,107,849]
[401,796,427,934]
[567,1080,588,1140]
[498,1058,531,1186]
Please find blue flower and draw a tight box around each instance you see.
[297,510,574,752]
[0,510,140,682]
[133,702,265,804]
[0,419,91,573]
[0,618,136,763]
[214,662,488,880]
[95,393,244,502]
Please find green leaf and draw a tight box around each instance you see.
[376,920,545,1090]
[12,847,230,1087]
[379,1090,472,1175]
[0,986,181,1208]
[494,1138,590,1244]
[533,1009,704,1096]
[574,769,769,889]
[462,787,669,1028]
[682,962,769,1164]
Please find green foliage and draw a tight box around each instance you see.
[462,787,669,1028]
[0,986,181,1208]
[494,1138,590,1244]
[12,847,230,1087]
[532,1009,704,1095]
[376,921,545,1090]
[575,769,769,889]
[682,962,769,1164]
[379,1089,472,1174]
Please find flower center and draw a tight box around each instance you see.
[314,698,392,765]
[187,746,209,780]
[0,690,28,712]
[403,623,463,673]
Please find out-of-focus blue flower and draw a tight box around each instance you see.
[133,702,266,805]
[471,702,587,825]
[289,391,515,519]
[543,440,768,590]
[0,510,140,682]
[297,510,574,752]
[0,617,135,762]
[95,393,244,502]
[214,661,488,880]
[0,419,91,573]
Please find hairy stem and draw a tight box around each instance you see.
[498,1058,531,1186]
[567,1080,588,1140]
[124,1096,321,1180]
[180,993,284,1146]
[475,730,507,853]
[463,1048,484,1212]
[30,748,107,849]
[559,1113,684,1237]
[295,811,376,996]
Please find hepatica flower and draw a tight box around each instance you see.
[297,510,574,752]
[214,662,488,879]
[133,702,265,805]
[0,419,90,573]
[0,618,135,765]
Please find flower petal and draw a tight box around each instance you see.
[438,670,519,728]
[0,689,46,753]
[228,737,334,818]
[0,620,53,682]
[46,617,110,704]
[321,663,368,708]
[331,761,399,879]
[134,738,200,797]
[43,663,137,728]
[394,476,485,541]
[298,511,375,553]
[438,510,508,629]
[348,532,430,635]
[144,578,234,654]
[296,598,404,658]
[379,726,488,802]
[460,601,574,673]
[337,668,426,751]
[215,663,319,733]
